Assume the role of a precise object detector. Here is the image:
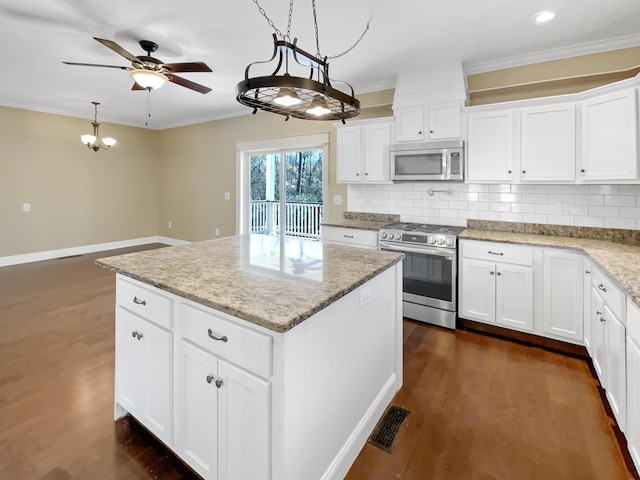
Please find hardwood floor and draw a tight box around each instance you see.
[0,245,634,479]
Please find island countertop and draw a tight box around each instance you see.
[96,234,403,333]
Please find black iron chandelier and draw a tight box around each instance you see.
[236,0,368,122]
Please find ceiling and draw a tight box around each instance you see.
[1,0,640,130]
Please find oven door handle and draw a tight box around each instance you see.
[379,242,455,258]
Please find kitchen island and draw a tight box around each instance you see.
[96,234,404,480]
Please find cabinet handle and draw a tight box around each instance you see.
[208,328,228,343]
[131,331,143,340]
[597,283,607,293]
[580,169,585,173]
[600,317,607,323]
[488,251,504,256]
[489,271,495,275]
[585,270,591,275]
[206,375,214,384]
[133,296,147,306]
[344,234,354,239]
[131,330,137,338]
[596,310,602,315]
[215,379,223,388]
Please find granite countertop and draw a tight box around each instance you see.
[321,211,400,232]
[460,228,640,308]
[96,234,403,333]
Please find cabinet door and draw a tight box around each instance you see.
[115,308,144,415]
[363,122,392,182]
[580,88,638,181]
[336,126,362,183]
[218,360,271,480]
[592,289,606,382]
[174,340,219,480]
[604,304,627,431]
[542,250,584,341]
[466,111,514,182]
[428,101,461,140]
[520,103,576,182]
[496,264,533,331]
[394,106,424,142]
[627,335,640,469]
[460,259,496,323]
[583,260,593,355]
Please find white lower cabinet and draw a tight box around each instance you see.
[460,241,534,331]
[583,259,594,356]
[591,288,606,380]
[115,307,173,445]
[542,250,584,342]
[174,339,270,480]
[626,299,640,469]
[321,225,378,248]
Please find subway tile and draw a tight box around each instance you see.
[467,184,489,193]
[547,194,575,204]
[574,195,604,206]
[523,194,548,204]
[575,216,604,227]
[604,217,636,229]
[589,185,619,195]
[478,211,501,221]
[489,184,511,193]
[500,193,523,203]
[535,204,559,214]
[405,191,422,200]
[388,190,406,199]
[489,202,511,212]
[374,206,391,214]
[510,203,536,213]
[459,210,479,220]
[421,208,440,217]
[500,212,524,222]
[430,200,449,209]
[428,216,448,225]
[412,200,431,209]
[397,199,414,208]
[523,214,548,223]
[412,215,431,224]
[547,215,575,226]
[605,195,637,207]
[619,185,640,195]
[449,218,468,227]
[404,207,422,216]
[637,196,640,207]
[449,201,469,210]
[439,209,459,218]
[620,207,640,218]
[458,192,479,202]
[373,190,391,198]
[510,184,537,193]
[589,206,619,217]
[473,201,489,211]
[568,205,589,216]
[478,193,500,202]
[534,184,569,194]
[447,183,469,193]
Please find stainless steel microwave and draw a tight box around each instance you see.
[390,140,464,181]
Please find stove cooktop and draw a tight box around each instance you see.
[379,222,465,248]
[380,222,465,235]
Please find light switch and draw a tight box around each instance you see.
[224,192,231,200]
[333,194,343,205]
[22,203,31,213]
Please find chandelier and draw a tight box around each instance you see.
[236,0,368,122]
[81,102,116,152]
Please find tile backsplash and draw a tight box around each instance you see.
[347,183,640,230]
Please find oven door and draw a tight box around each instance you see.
[379,242,457,311]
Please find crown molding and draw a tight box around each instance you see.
[464,33,640,75]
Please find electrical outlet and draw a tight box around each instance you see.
[215,228,220,236]
[333,194,343,205]
[22,203,31,213]
[558,203,569,215]
[168,221,172,229]
[224,192,231,200]
[360,287,372,308]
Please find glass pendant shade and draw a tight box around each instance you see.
[306,95,331,116]
[130,69,168,90]
[102,137,117,147]
[81,134,96,145]
[273,87,302,106]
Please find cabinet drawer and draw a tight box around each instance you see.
[177,302,272,378]
[461,240,533,266]
[321,226,378,248]
[116,276,172,329]
[628,299,640,345]
[592,267,625,322]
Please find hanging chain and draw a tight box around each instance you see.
[251,0,369,59]
[251,0,294,41]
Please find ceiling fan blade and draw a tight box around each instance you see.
[131,82,146,91]
[162,62,212,73]
[63,61,130,70]
[167,74,212,94]
[94,37,139,63]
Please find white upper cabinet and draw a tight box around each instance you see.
[394,101,462,142]
[520,103,576,182]
[580,87,638,182]
[466,110,515,182]
[336,118,392,184]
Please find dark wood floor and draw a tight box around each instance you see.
[0,245,634,479]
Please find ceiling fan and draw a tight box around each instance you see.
[63,37,212,94]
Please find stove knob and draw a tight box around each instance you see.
[388,233,394,240]
[437,238,445,245]
[446,238,454,246]
[428,236,436,244]
[380,232,387,239]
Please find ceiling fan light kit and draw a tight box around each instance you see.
[81,102,116,152]
[130,69,168,90]
[236,0,366,122]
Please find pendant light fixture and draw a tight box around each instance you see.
[236,0,369,122]
[81,102,116,152]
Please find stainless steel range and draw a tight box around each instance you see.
[378,222,465,329]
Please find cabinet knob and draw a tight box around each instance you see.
[430,130,434,134]
[215,379,224,388]
[489,271,495,275]
[522,170,526,174]
[356,173,360,176]
[206,375,214,384]
[208,328,228,343]
[580,169,585,173]
[496,272,502,276]
[365,172,368,176]
[418,131,422,135]
[507,170,512,174]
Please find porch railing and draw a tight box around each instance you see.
[251,201,322,239]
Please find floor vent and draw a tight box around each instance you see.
[368,405,410,453]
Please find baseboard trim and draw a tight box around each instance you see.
[0,236,191,267]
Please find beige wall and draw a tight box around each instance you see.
[0,106,161,257]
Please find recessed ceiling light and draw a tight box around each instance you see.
[534,10,556,23]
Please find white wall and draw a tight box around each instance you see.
[348,183,640,230]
